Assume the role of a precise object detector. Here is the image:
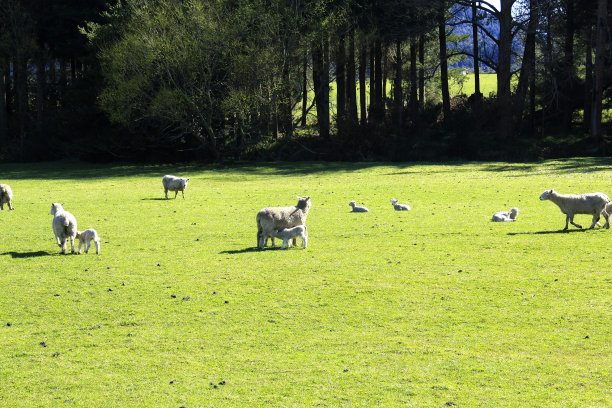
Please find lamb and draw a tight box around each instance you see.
[50,203,78,254]
[349,201,369,212]
[256,196,311,249]
[492,207,519,222]
[390,199,410,211]
[76,228,101,254]
[0,183,14,210]
[539,189,610,230]
[269,225,308,249]
[162,175,189,199]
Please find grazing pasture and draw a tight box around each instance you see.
[0,159,610,407]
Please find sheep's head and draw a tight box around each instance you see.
[390,199,398,205]
[50,203,64,215]
[182,178,189,188]
[509,207,519,218]
[296,196,311,210]
[349,201,356,207]
[539,189,554,201]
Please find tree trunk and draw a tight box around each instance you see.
[472,0,481,97]
[592,0,607,147]
[15,56,28,159]
[394,39,403,135]
[515,0,537,127]
[374,40,383,121]
[346,30,358,131]
[358,36,367,126]
[36,54,46,134]
[410,37,418,127]
[439,1,450,125]
[497,0,515,141]
[0,61,8,145]
[312,38,330,139]
[301,51,307,127]
[561,0,575,133]
[418,34,425,108]
[368,42,376,121]
[336,34,347,138]
[583,23,593,135]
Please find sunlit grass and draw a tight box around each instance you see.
[0,159,610,406]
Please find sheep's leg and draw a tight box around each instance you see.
[174,191,178,199]
[95,240,100,254]
[568,214,582,229]
[78,240,83,254]
[8,200,13,210]
[165,188,169,199]
[281,239,288,249]
[182,190,185,199]
[603,210,610,229]
[60,238,67,254]
[292,238,297,246]
[70,237,75,253]
[302,236,307,248]
[85,240,90,254]
[0,202,3,210]
[589,213,600,229]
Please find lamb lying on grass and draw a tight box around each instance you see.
[50,203,77,254]
[349,201,369,212]
[0,184,14,210]
[539,189,610,230]
[76,228,101,254]
[492,207,519,222]
[390,199,410,211]
[269,225,308,249]
[257,196,311,249]
[162,175,189,199]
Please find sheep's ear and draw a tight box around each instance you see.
[61,202,65,206]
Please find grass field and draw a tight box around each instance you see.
[0,159,610,407]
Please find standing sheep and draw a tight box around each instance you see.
[162,175,189,199]
[269,225,308,249]
[539,189,610,230]
[390,199,410,211]
[76,228,101,254]
[256,196,311,249]
[0,183,14,210]
[349,201,369,212]
[492,207,519,222]
[50,203,78,254]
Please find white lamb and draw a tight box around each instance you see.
[492,207,519,222]
[390,199,410,211]
[50,203,78,254]
[256,196,311,249]
[269,225,308,249]
[349,201,369,212]
[539,189,610,230]
[162,175,189,199]
[76,228,101,254]
[0,183,14,210]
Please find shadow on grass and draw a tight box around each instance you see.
[1,250,54,258]
[219,247,261,254]
[507,228,604,235]
[141,198,169,201]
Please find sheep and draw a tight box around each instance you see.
[539,189,610,230]
[0,184,14,210]
[390,199,410,211]
[492,207,519,222]
[256,196,311,249]
[50,203,78,254]
[76,228,101,254]
[162,175,189,199]
[349,201,369,212]
[269,225,308,249]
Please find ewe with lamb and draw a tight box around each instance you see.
[256,196,311,249]
[50,203,78,254]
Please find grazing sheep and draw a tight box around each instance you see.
[162,175,189,199]
[539,189,610,230]
[0,184,14,210]
[76,228,101,254]
[256,196,311,249]
[50,203,77,254]
[349,201,369,212]
[269,225,308,249]
[492,207,519,222]
[390,199,410,211]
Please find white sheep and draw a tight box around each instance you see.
[539,189,610,230]
[492,207,519,222]
[76,228,101,254]
[162,175,189,199]
[269,225,308,249]
[50,203,78,254]
[349,201,369,212]
[256,196,311,249]
[390,199,410,211]
[0,183,14,210]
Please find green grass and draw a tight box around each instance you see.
[449,73,499,97]
[0,159,610,407]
